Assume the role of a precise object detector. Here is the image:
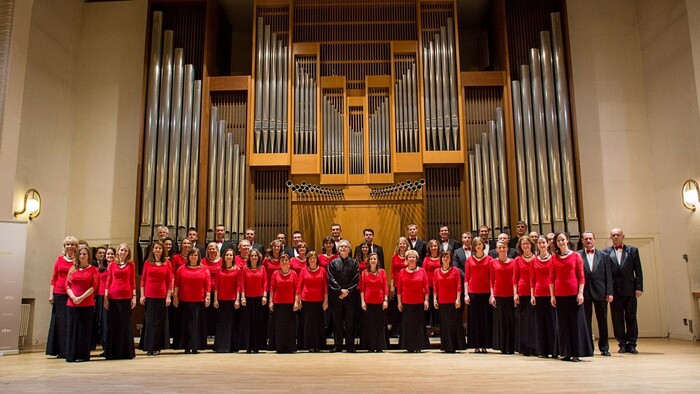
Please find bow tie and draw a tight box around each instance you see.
[464,247,471,251]
[614,245,623,250]
[586,249,594,254]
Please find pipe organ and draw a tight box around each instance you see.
[136,0,583,252]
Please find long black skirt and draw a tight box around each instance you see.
[556,295,593,358]
[46,293,68,357]
[141,298,169,352]
[534,296,559,357]
[439,303,465,352]
[213,300,239,352]
[467,293,492,349]
[362,303,388,351]
[492,296,515,354]
[66,306,94,362]
[105,299,135,359]
[302,301,325,351]
[168,303,180,348]
[515,296,537,356]
[401,304,427,351]
[240,297,266,352]
[178,301,207,352]
[205,291,217,337]
[93,295,107,348]
[456,304,467,349]
[274,304,296,353]
[388,298,401,338]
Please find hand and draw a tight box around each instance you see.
[455,299,461,308]
[513,294,520,306]
[293,301,300,312]
[173,297,179,308]
[398,301,403,312]
[361,301,367,311]
[262,296,268,306]
[464,295,470,305]
[73,295,82,305]
[49,293,54,304]
[489,295,496,307]
[606,295,613,303]
[241,297,247,307]
[389,288,395,300]
[213,300,219,309]
[297,300,302,310]
[234,300,240,309]
[382,300,388,310]
[433,301,439,310]
[103,298,109,310]
[550,296,557,308]
[140,296,146,306]
[530,297,536,306]
[340,289,349,298]
[269,302,274,312]
[423,300,429,311]
[576,293,584,305]
[166,297,172,307]
[635,290,643,298]
[130,297,136,309]
[205,298,211,308]
[322,301,328,311]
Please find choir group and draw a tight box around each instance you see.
[45,222,643,363]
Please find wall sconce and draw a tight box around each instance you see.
[682,179,699,212]
[14,188,42,220]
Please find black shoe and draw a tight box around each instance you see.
[561,356,572,361]
[346,348,356,353]
[330,347,342,353]
[628,347,638,354]
[98,352,105,357]
[618,347,627,353]
[192,350,199,354]
[153,351,160,356]
[146,351,153,356]
[184,349,191,354]
[601,351,611,356]
[571,357,580,362]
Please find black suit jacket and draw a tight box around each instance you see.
[481,239,498,255]
[451,247,472,280]
[604,245,643,297]
[353,244,385,269]
[438,239,461,253]
[328,255,360,298]
[219,241,237,256]
[579,249,613,301]
[238,242,265,256]
[408,238,427,266]
[283,246,296,258]
[488,248,518,259]
[192,243,206,258]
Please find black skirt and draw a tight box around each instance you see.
[178,301,207,352]
[274,304,296,353]
[214,300,239,352]
[556,295,593,358]
[66,306,94,362]
[533,296,559,357]
[515,296,537,356]
[302,301,325,351]
[401,304,427,351]
[105,299,135,359]
[438,303,465,352]
[492,296,515,354]
[46,293,68,357]
[94,295,107,348]
[141,298,169,352]
[168,303,180,348]
[467,293,492,349]
[205,291,217,337]
[240,296,267,352]
[426,288,439,331]
[362,303,388,351]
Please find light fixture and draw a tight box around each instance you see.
[14,188,42,220]
[682,179,699,212]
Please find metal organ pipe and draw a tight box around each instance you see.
[474,144,484,230]
[178,65,194,238]
[446,18,459,150]
[520,65,540,231]
[154,30,173,227]
[167,48,184,230]
[207,106,219,233]
[216,120,226,229]
[488,121,500,231]
[469,156,477,231]
[224,134,234,235]
[512,82,528,223]
[481,133,491,228]
[189,80,202,227]
[529,48,552,233]
[254,17,263,153]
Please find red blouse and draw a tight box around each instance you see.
[360,269,388,304]
[290,257,307,275]
[270,270,298,304]
[422,256,441,287]
[216,266,242,301]
[357,258,368,274]
[202,257,222,291]
[465,255,491,294]
[397,268,429,304]
[297,267,328,302]
[234,255,248,270]
[140,261,173,298]
[106,262,136,300]
[513,256,534,296]
[50,256,74,294]
[174,265,211,302]
[531,255,554,297]
[170,254,188,274]
[433,267,462,304]
[98,267,110,296]
[263,257,281,290]
[551,252,585,297]
[242,266,267,298]
[66,266,99,307]
[391,253,407,283]
[317,254,337,270]
[490,258,515,297]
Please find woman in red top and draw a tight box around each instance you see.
[490,241,516,354]
[464,237,492,353]
[213,248,242,353]
[356,242,370,274]
[317,236,338,270]
[269,254,299,353]
[397,249,429,352]
[173,248,211,354]
[531,236,558,358]
[168,238,190,349]
[47,235,78,358]
[290,242,309,275]
[65,245,98,362]
[513,235,537,356]
[103,243,136,360]
[240,249,268,353]
[550,232,593,362]
[389,237,408,337]
[360,253,389,352]
[203,242,222,337]
[94,247,114,355]
[89,246,106,351]
[296,251,328,352]
[235,239,251,269]
[433,251,463,353]
[422,240,441,336]
[164,237,175,259]
[171,238,191,274]
[263,241,283,350]
[139,240,173,356]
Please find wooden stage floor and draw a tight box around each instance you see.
[1,338,699,393]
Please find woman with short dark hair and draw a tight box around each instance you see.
[139,240,173,356]
[65,245,98,362]
[173,248,210,354]
[103,243,136,360]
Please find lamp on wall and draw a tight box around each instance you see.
[14,188,42,220]
[682,179,699,212]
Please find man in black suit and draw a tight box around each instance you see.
[451,232,473,280]
[478,225,497,255]
[579,231,614,356]
[277,232,295,257]
[488,233,518,258]
[213,224,236,256]
[289,230,303,257]
[406,223,427,265]
[353,228,384,268]
[509,221,528,249]
[438,225,461,253]
[605,228,643,354]
[243,227,265,256]
[187,227,206,257]
[330,223,344,248]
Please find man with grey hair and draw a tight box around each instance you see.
[327,239,359,353]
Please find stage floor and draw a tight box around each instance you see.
[1,338,699,392]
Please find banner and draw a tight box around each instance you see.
[0,220,27,355]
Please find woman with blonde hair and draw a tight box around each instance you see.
[47,235,79,358]
[65,245,98,362]
[103,243,136,359]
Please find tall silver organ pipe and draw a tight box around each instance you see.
[520,65,540,231]
[166,48,184,231]
[294,58,317,155]
[207,107,218,234]
[178,65,194,239]
[530,48,552,233]
[495,108,509,231]
[512,81,528,222]
[189,80,202,228]
[154,30,173,227]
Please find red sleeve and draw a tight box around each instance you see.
[293,272,299,294]
[359,271,366,293]
[166,263,173,291]
[422,270,429,294]
[92,268,99,292]
[130,263,136,291]
[512,259,520,286]
[382,270,388,298]
[322,270,328,295]
[262,270,268,294]
[140,263,148,289]
[464,259,471,283]
[204,270,211,294]
[216,270,222,294]
[174,268,182,290]
[396,271,402,295]
[65,271,73,291]
[530,263,537,290]
[270,272,278,294]
[50,258,60,286]
[576,254,585,286]
[296,270,304,296]
[490,261,496,291]
[455,269,462,293]
[550,258,557,285]
[106,264,114,290]
[433,272,440,294]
